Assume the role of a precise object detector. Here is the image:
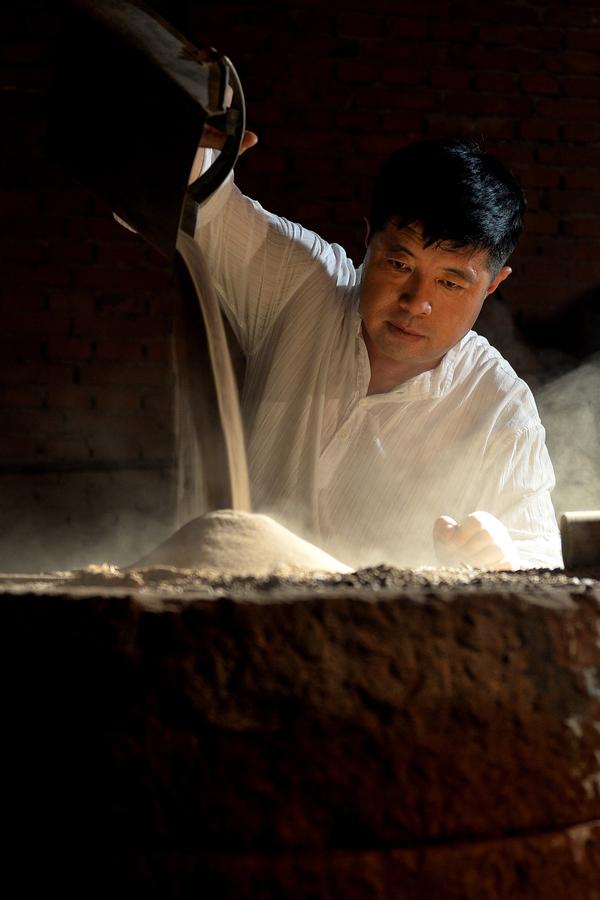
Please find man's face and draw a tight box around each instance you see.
[359,220,511,384]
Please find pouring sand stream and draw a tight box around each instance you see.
[143,236,351,577]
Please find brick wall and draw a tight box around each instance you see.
[1,0,600,569]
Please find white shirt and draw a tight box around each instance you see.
[181,158,562,569]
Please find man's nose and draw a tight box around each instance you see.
[399,273,432,316]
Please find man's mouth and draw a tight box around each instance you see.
[386,321,425,341]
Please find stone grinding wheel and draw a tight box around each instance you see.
[2,576,600,897]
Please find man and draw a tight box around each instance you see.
[180,134,562,570]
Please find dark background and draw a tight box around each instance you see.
[2,0,600,570]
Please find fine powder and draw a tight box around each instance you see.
[133,509,352,576]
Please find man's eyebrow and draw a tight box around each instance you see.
[383,241,415,257]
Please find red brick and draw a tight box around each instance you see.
[566,29,600,52]
[292,201,330,222]
[335,111,381,133]
[487,143,534,166]
[74,310,172,341]
[562,121,600,142]
[427,116,516,142]
[91,387,145,415]
[342,156,385,177]
[563,214,600,238]
[331,200,369,224]
[93,242,151,267]
[395,90,437,111]
[5,213,62,240]
[432,22,477,41]
[381,112,423,135]
[519,257,569,281]
[72,267,174,294]
[45,239,95,263]
[381,65,424,86]
[538,98,599,119]
[0,191,40,219]
[80,362,170,387]
[65,215,130,242]
[1,239,45,263]
[547,6,600,28]
[95,340,146,363]
[3,262,71,288]
[0,385,47,408]
[386,16,429,39]
[463,45,542,71]
[564,76,600,98]
[478,24,520,45]
[569,260,600,282]
[549,190,600,214]
[137,430,174,460]
[42,190,95,216]
[516,27,564,50]
[3,309,69,337]
[357,40,448,67]
[515,234,558,257]
[572,241,600,260]
[524,212,561,234]
[0,337,46,362]
[46,386,93,411]
[444,93,532,117]
[520,72,560,95]
[516,166,561,189]
[507,281,571,313]
[354,134,421,157]
[4,408,59,436]
[243,152,288,175]
[37,437,90,462]
[563,217,600,237]
[519,119,561,141]
[85,421,168,462]
[564,171,600,191]
[46,338,94,362]
[475,72,517,93]
[0,435,44,462]
[430,69,472,91]
[0,363,43,386]
[336,61,378,83]
[277,127,342,153]
[522,189,541,212]
[562,52,600,75]
[483,2,541,25]
[537,145,600,168]
[139,388,173,415]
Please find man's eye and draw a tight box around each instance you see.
[386,258,409,271]
[440,279,462,290]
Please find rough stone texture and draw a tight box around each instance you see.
[3,567,600,897]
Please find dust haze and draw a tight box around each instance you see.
[535,352,600,518]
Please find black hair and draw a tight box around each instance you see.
[369,138,526,276]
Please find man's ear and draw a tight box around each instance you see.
[486,265,512,297]
[364,217,371,248]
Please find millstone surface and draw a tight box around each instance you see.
[2,566,600,897]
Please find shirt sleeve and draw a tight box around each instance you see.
[189,150,355,356]
[478,421,563,569]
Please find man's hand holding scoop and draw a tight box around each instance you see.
[433,511,520,571]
